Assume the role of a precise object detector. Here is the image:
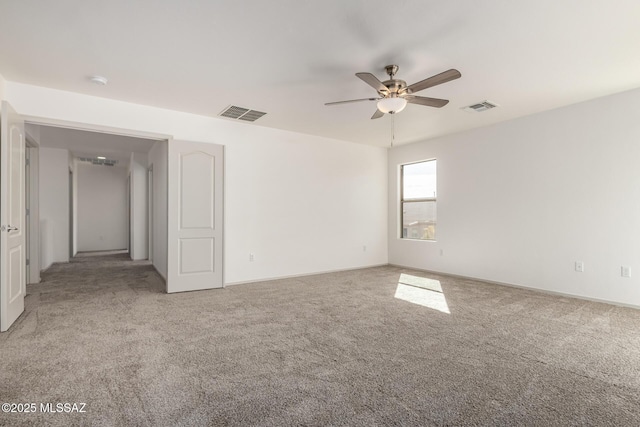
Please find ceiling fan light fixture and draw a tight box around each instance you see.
[326,65,460,119]
[377,97,407,114]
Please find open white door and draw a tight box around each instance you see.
[1,101,26,331]
[167,140,223,293]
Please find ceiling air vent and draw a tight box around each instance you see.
[78,157,118,166]
[219,105,266,122]
[463,100,499,113]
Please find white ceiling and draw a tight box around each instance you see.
[2,1,640,147]
[28,124,158,164]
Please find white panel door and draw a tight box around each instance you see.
[167,140,223,293]
[1,101,26,331]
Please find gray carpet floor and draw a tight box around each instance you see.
[1,254,639,426]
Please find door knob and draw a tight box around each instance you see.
[1,225,18,232]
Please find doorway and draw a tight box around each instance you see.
[24,124,161,268]
[3,109,226,331]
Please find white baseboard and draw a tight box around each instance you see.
[40,260,70,274]
[225,263,389,287]
[151,264,167,282]
[388,263,640,310]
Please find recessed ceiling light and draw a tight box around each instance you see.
[96,156,106,160]
[89,75,108,86]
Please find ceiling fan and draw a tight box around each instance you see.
[325,65,461,119]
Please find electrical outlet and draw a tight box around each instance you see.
[363,245,367,252]
[621,266,631,278]
[575,261,584,272]
[249,253,254,262]
[440,249,444,256]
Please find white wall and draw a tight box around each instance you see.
[0,73,5,101]
[6,82,388,285]
[226,131,387,283]
[76,162,129,251]
[39,147,69,270]
[129,152,148,260]
[389,87,640,307]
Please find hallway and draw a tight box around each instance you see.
[27,254,163,313]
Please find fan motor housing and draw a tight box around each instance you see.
[381,79,407,95]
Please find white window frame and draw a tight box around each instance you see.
[400,159,437,241]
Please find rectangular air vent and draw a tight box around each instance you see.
[219,105,266,122]
[462,100,499,113]
[78,157,118,166]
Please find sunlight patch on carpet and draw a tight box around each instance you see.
[394,274,450,314]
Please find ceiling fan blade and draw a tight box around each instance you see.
[371,109,384,119]
[405,69,461,94]
[325,97,379,106]
[356,73,389,93]
[404,95,449,108]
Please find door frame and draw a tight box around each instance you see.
[147,165,154,262]
[127,173,131,257]
[68,169,74,259]
[24,135,40,284]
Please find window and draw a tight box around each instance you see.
[401,160,436,240]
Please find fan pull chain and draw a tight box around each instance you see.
[391,114,395,148]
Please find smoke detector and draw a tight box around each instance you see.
[89,75,108,86]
